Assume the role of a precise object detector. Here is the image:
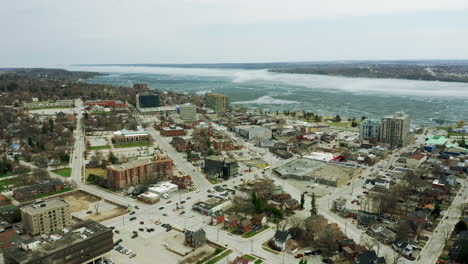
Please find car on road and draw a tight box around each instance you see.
[207,194,213,198]
[114,230,120,234]
[295,254,304,259]
[166,200,172,204]
[159,207,164,210]
[162,243,168,247]
[130,217,137,221]
[135,206,140,209]
[180,211,185,215]
[322,258,333,263]
[130,211,136,215]
[163,213,168,216]
[363,191,369,194]
[181,201,186,204]
[131,233,138,239]
[130,253,136,258]
[110,226,115,230]
[138,228,144,231]
[187,197,191,200]
[140,221,144,225]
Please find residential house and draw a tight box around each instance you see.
[211,211,225,226]
[355,250,386,264]
[272,230,292,251]
[238,219,252,234]
[171,137,188,152]
[185,228,206,248]
[224,215,240,229]
[251,213,267,227]
[171,175,192,189]
[284,198,299,210]
[392,238,414,257]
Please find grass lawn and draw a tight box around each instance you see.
[85,168,106,177]
[89,145,111,150]
[35,187,72,199]
[0,172,11,178]
[241,255,256,260]
[242,225,270,238]
[254,260,263,264]
[205,250,233,264]
[114,141,151,148]
[0,178,16,191]
[52,168,72,177]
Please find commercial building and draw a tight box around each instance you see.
[106,155,173,189]
[13,181,64,201]
[171,175,193,189]
[112,129,149,144]
[180,104,197,121]
[359,119,381,141]
[203,156,239,179]
[274,158,362,187]
[161,126,185,137]
[84,100,126,109]
[20,199,72,235]
[192,198,227,216]
[184,227,206,248]
[24,99,74,109]
[138,93,160,108]
[379,112,412,148]
[3,220,113,264]
[137,192,160,204]
[205,93,228,113]
[236,126,272,141]
[148,182,178,197]
[0,220,17,248]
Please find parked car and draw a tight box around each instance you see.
[130,254,136,258]
[311,250,322,255]
[295,254,304,259]
[159,207,164,210]
[130,217,137,221]
[322,258,333,264]
[139,228,144,232]
[181,201,186,204]
[140,221,144,225]
[130,211,136,215]
[131,233,138,239]
[114,230,120,234]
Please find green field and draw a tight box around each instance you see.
[205,250,233,264]
[35,187,72,199]
[52,168,72,177]
[114,141,151,148]
[89,145,111,150]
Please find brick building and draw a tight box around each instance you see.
[0,221,17,248]
[171,175,192,189]
[161,126,185,137]
[13,181,64,201]
[112,129,149,144]
[106,155,173,189]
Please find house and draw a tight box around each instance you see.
[185,228,206,248]
[272,193,291,203]
[355,250,386,264]
[224,215,240,229]
[251,213,267,227]
[342,243,366,260]
[272,230,292,251]
[171,137,188,152]
[284,198,299,210]
[238,219,252,234]
[392,238,413,257]
[171,175,192,189]
[211,211,225,226]
[232,256,254,264]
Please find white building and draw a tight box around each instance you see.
[137,192,160,204]
[236,126,272,141]
[180,104,197,121]
[148,182,178,197]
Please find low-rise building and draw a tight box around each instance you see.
[238,219,252,234]
[192,198,226,216]
[161,126,185,137]
[137,192,160,204]
[148,182,178,197]
[0,220,17,248]
[112,129,149,144]
[21,199,72,235]
[24,99,74,109]
[13,181,64,201]
[211,211,225,225]
[84,100,126,109]
[204,156,239,179]
[272,230,291,251]
[235,126,272,141]
[180,104,197,121]
[3,220,113,264]
[184,227,206,248]
[171,176,192,189]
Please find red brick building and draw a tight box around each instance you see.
[13,181,64,201]
[224,215,240,229]
[161,126,185,137]
[107,155,173,189]
[211,211,225,225]
[238,219,252,234]
[0,222,16,248]
[171,176,192,189]
[112,129,149,144]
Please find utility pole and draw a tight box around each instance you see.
[251,240,253,254]
[217,225,219,241]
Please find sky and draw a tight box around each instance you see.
[2,0,468,66]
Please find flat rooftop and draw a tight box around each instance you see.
[275,158,360,181]
[108,158,152,171]
[3,220,111,263]
[21,199,69,215]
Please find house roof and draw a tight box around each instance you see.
[274,230,290,243]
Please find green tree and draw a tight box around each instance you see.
[108,151,118,164]
[49,119,54,132]
[432,202,442,218]
[299,259,308,264]
[186,149,192,159]
[459,135,467,148]
[251,192,263,213]
[300,193,305,210]
[334,115,341,122]
[351,121,358,127]
[310,193,317,216]
[361,116,366,121]
[454,220,467,234]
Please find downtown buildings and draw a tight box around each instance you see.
[20,199,72,236]
[359,112,412,148]
[204,92,228,113]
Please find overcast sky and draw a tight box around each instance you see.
[2,0,468,66]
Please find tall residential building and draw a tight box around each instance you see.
[21,199,72,235]
[106,155,173,189]
[379,112,412,148]
[359,119,381,141]
[3,220,113,264]
[180,104,197,121]
[204,93,228,113]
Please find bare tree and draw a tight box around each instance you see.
[390,252,403,264]
[94,199,103,215]
[441,225,453,244]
